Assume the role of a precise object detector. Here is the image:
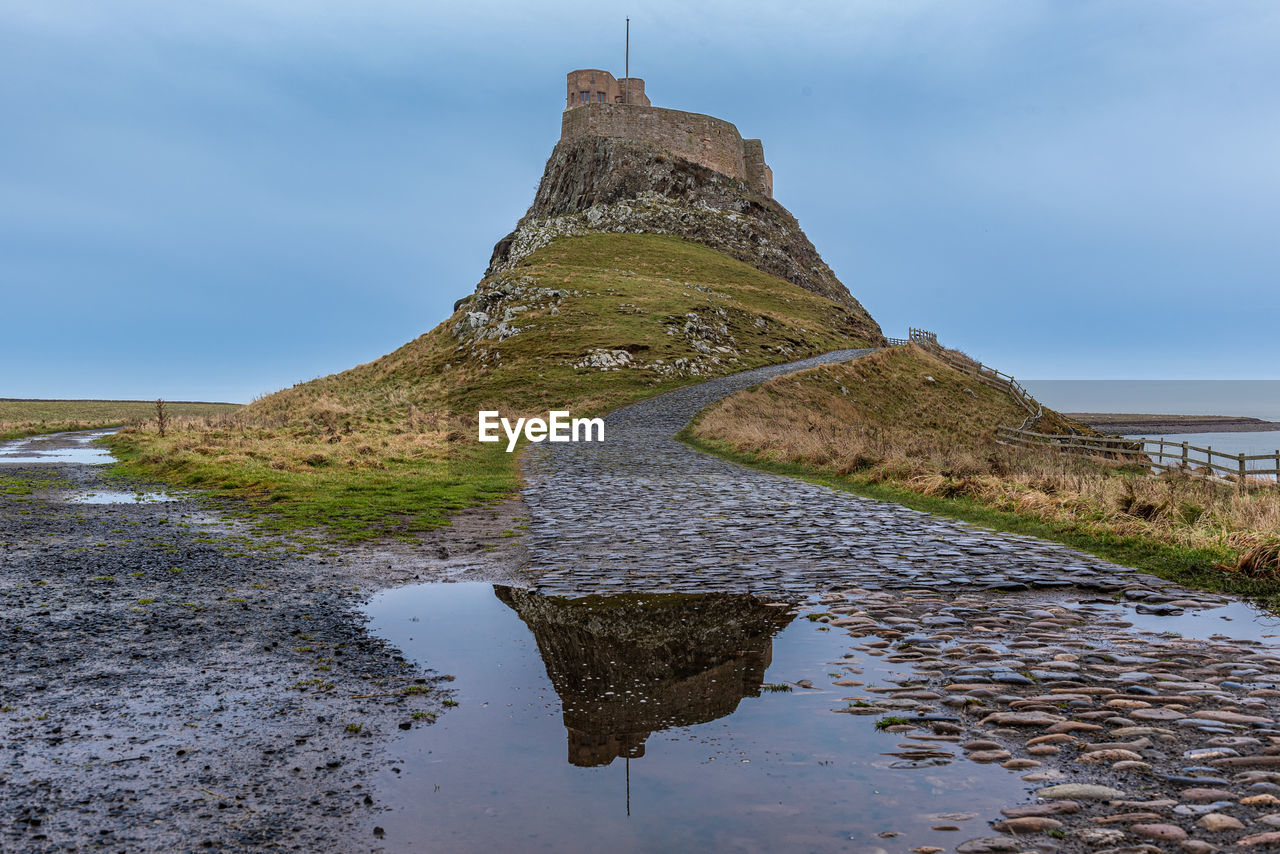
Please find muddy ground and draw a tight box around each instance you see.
[0,436,525,853]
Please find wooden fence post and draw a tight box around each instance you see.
[1182,442,1188,469]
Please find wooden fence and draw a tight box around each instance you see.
[997,425,1280,484]
[887,329,1279,487]
[908,328,938,346]
[888,329,1044,427]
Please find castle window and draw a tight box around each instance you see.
[597,91,606,102]
[580,91,589,103]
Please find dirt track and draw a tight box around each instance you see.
[0,433,524,853]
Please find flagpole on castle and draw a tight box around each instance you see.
[625,17,630,105]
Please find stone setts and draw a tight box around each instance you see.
[521,348,1280,851]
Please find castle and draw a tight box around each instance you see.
[563,69,774,199]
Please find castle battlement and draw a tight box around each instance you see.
[562,69,773,199]
[566,68,650,108]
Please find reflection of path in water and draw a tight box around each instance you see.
[495,588,793,766]
[365,582,1027,853]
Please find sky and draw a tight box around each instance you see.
[2,1,1278,402]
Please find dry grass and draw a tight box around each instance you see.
[107,402,510,542]
[0,399,241,441]
[694,345,1280,576]
[120,405,460,476]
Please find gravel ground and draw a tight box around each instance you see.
[0,434,525,853]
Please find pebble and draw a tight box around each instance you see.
[954,837,1022,853]
[1036,783,1128,800]
[992,816,1062,833]
[1238,831,1280,847]
[1131,823,1189,841]
[1076,828,1126,845]
[1197,812,1244,831]
[1180,842,1215,854]
[1000,801,1082,818]
[1094,812,1164,824]
[1077,748,1144,763]
[1132,708,1187,722]
[978,712,1063,728]
[1181,788,1237,802]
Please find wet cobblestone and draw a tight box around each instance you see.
[524,350,1147,598]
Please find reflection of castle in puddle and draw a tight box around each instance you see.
[495,587,795,767]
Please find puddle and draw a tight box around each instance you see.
[0,430,116,465]
[1081,598,1280,644]
[64,490,175,504]
[365,583,1029,853]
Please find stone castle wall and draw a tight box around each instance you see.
[561,103,772,198]
[565,69,650,108]
[742,139,773,199]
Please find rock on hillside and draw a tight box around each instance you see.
[487,135,881,341]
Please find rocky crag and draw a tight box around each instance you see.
[486,135,876,321]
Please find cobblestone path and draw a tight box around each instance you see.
[520,351,1280,852]
[524,349,1142,598]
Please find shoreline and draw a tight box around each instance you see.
[1066,413,1280,435]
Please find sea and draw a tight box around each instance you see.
[1022,380,1280,464]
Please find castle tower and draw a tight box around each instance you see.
[565,69,650,109]
[559,69,772,199]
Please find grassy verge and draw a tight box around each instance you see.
[106,429,518,542]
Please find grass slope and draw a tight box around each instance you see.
[108,234,879,541]
[686,345,1280,604]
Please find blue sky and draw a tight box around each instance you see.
[2,1,1277,402]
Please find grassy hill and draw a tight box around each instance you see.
[108,234,881,541]
[689,343,1083,478]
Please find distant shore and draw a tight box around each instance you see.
[1067,413,1280,435]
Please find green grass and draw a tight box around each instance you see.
[0,472,72,496]
[875,716,911,730]
[681,430,1280,608]
[108,431,519,542]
